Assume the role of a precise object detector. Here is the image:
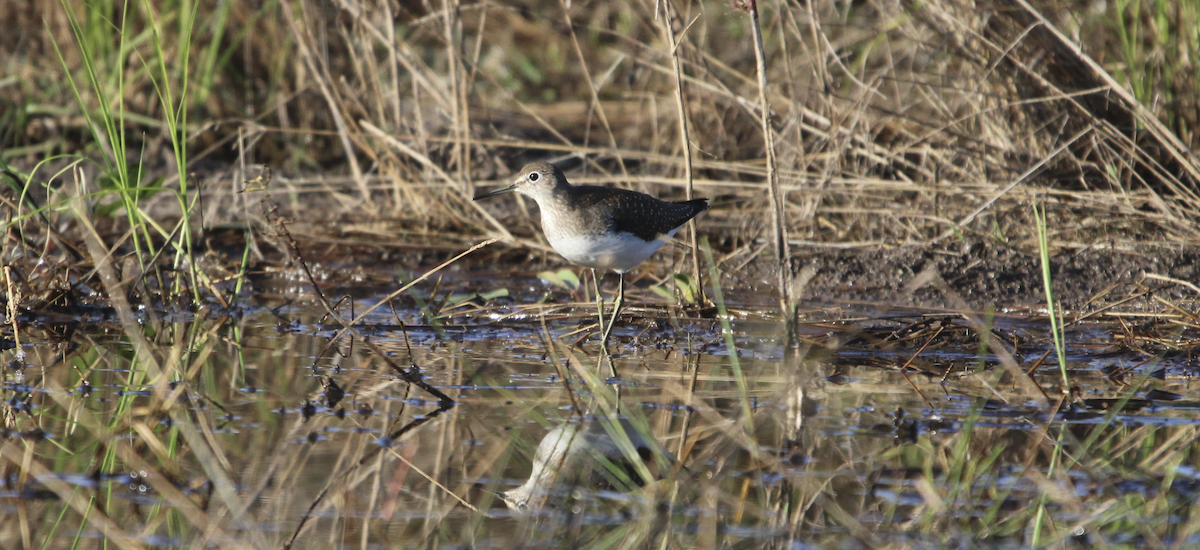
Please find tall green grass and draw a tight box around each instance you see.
[41,0,238,303]
[1034,203,1069,390]
[701,237,756,439]
[1112,0,1200,140]
[34,1,214,544]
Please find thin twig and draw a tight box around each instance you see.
[740,0,791,314]
[657,0,706,305]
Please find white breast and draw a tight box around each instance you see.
[548,229,677,273]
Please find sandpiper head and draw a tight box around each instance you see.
[472,161,566,202]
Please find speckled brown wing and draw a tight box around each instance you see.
[570,186,709,241]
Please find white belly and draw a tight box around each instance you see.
[548,230,675,273]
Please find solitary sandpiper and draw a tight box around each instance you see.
[473,161,709,345]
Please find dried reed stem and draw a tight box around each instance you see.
[657,0,705,302]
[743,0,791,313]
[281,0,371,205]
[560,0,627,177]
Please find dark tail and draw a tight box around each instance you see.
[675,198,710,213]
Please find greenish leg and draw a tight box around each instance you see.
[592,268,606,336]
[601,273,624,348]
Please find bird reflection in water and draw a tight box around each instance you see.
[501,415,678,514]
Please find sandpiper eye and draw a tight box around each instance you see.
[528,172,540,182]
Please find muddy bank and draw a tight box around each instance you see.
[253,230,1198,317]
[781,239,1200,313]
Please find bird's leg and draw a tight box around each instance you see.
[601,273,624,348]
[592,268,606,336]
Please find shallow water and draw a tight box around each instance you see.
[4,266,1200,548]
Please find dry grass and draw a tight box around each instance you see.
[3,0,1198,253]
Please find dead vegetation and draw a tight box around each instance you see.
[3,0,1199,256]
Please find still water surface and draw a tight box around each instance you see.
[6,269,1199,548]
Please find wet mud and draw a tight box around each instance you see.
[783,238,1200,312]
